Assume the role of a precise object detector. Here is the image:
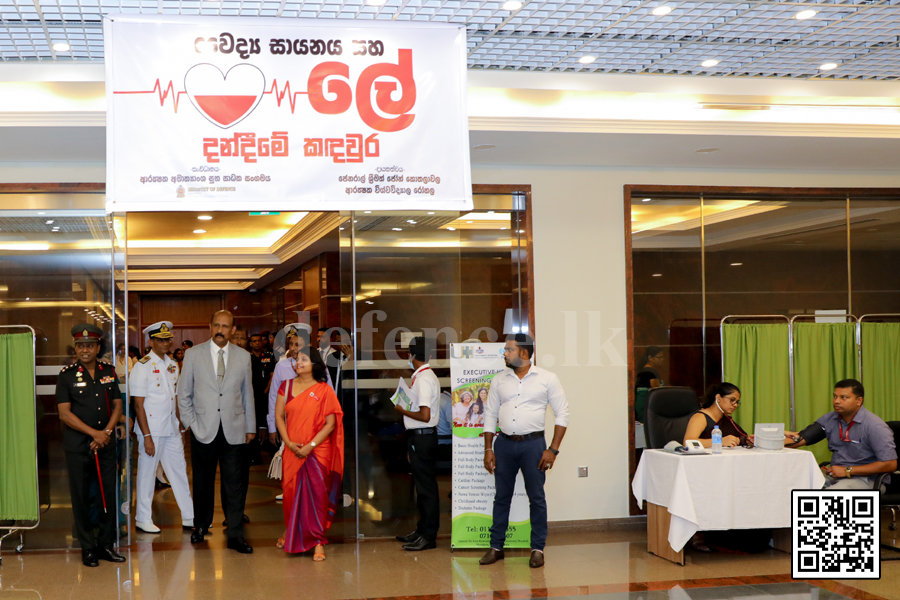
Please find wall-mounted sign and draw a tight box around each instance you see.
[104,15,472,213]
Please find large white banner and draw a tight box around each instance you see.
[103,15,472,212]
[450,343,530,549]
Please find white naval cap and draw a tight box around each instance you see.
[143,321,175,339]
[282,323,312,338]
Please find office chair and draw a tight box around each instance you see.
[643,387,701,449]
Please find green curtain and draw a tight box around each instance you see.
[793,322,860,465]
[723,324,791,434]
[0,332,38,521]
[861,322,900,423]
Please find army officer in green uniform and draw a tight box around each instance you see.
[56,324,127,567]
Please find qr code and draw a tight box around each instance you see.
[792,490,879,579]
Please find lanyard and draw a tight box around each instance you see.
[412,366,430,386]
[839,420,855,442]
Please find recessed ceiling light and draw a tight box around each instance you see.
[52,42,70,52]
[193,229,206,234]
[502,0,522,10]
[447,227,456,231]
[652,274,663,277]
[730,262,743,266]
[819,62,838,71]
[427,212,435,215]
[578,56,596,64]
[365,301,374,305]
[701,59,719,68]
[45,220,54,225]
[795,9,817,19]
[651,5,673,16]
[339,227,344,231]
[365,0,386,6]
[392,227,402,231]
[364,210,372,214]
[25,297,30,301]
[642,198,651,202]
[472,144,497,151]
[37,212,45,215]
[696,147,720,153]
[197,215,212,221]
[518,230,525,234]
[407,220,417,224]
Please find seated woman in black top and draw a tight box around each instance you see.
[683,382,751,449]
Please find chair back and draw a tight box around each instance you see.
[644,387,701,449]
[882,421,900,503]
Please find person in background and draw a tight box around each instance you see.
[683,383,748,449]
[788,379,897,490]
[250,331,276,463]
[182,340,193,352]
[274,348,344,559]
[131,321,193,535]
[317,327,352,391]
[437,390,453,445]
[267,325,308,502]
[394,336,441,551]
[636,347,665,388]
[56,324,126,567]
[115,343,135,380]
[232,325,248,350]
[481,334,568,569]
[173,347,185,371]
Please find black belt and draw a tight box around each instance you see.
[408,427,437,436]
[499,431,544,442]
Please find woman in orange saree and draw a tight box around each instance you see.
[275,348,344,560]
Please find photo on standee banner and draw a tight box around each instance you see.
[792,489,880,579]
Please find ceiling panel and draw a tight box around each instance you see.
[2,0,900,78]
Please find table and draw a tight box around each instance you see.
[632,447,826,564]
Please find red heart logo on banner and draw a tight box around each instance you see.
[184,63,266,129]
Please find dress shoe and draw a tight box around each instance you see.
[396,530,421,543]
[135,521,161,534]
[97,548,127,563]
[402,537,436,551]
[275,494,283,502]
[479,548,505,565]
[227,537,254,554]
[190,527,208,543]
[155,478,171,489]
[182,519,194,530]
[529,550,545,568]
[81,549,99,567]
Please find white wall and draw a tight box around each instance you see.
[472,164,900,522]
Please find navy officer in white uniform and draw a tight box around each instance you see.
[131,321,194,533]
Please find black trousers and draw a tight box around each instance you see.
[191,426,247,540]
[407,431,439,542]
[65,446,117,550]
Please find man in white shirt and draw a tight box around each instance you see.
[131,321,194,534]
[480,334,569,569]
[394,336,441,551]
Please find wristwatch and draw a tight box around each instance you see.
[846,466,853,478]
[548,448,559,456]
[310,441,317,448]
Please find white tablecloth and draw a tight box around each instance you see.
[632,447,826,552]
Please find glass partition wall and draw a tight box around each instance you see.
[627,188,900,513]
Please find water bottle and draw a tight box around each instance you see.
[711,425,723,454]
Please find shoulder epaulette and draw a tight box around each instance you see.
[60,364,73,373]
[139,355,151,364]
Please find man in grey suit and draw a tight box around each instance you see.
[177,310,255,553]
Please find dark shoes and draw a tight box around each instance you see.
[529,550,545,568]
[191,526,210,543]
[227,537,254,554]
[81,549,99,567]
[402,537,436,551]
[396,530,420,543]
[222,514,251,527]
[479,548,505,565]
[97,547,127,563]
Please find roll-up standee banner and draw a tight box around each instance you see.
[450,343,530,549]
[103,15,472,212]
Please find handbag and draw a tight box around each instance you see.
[267,442,285,480]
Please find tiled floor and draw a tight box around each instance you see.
[2,529,899,600]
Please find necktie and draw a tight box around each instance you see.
[217,348,225,386]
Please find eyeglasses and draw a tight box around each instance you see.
[723,396,741,407]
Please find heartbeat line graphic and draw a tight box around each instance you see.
[113,79,189,112]
[263,80,308,113]
[112,79,310,113]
